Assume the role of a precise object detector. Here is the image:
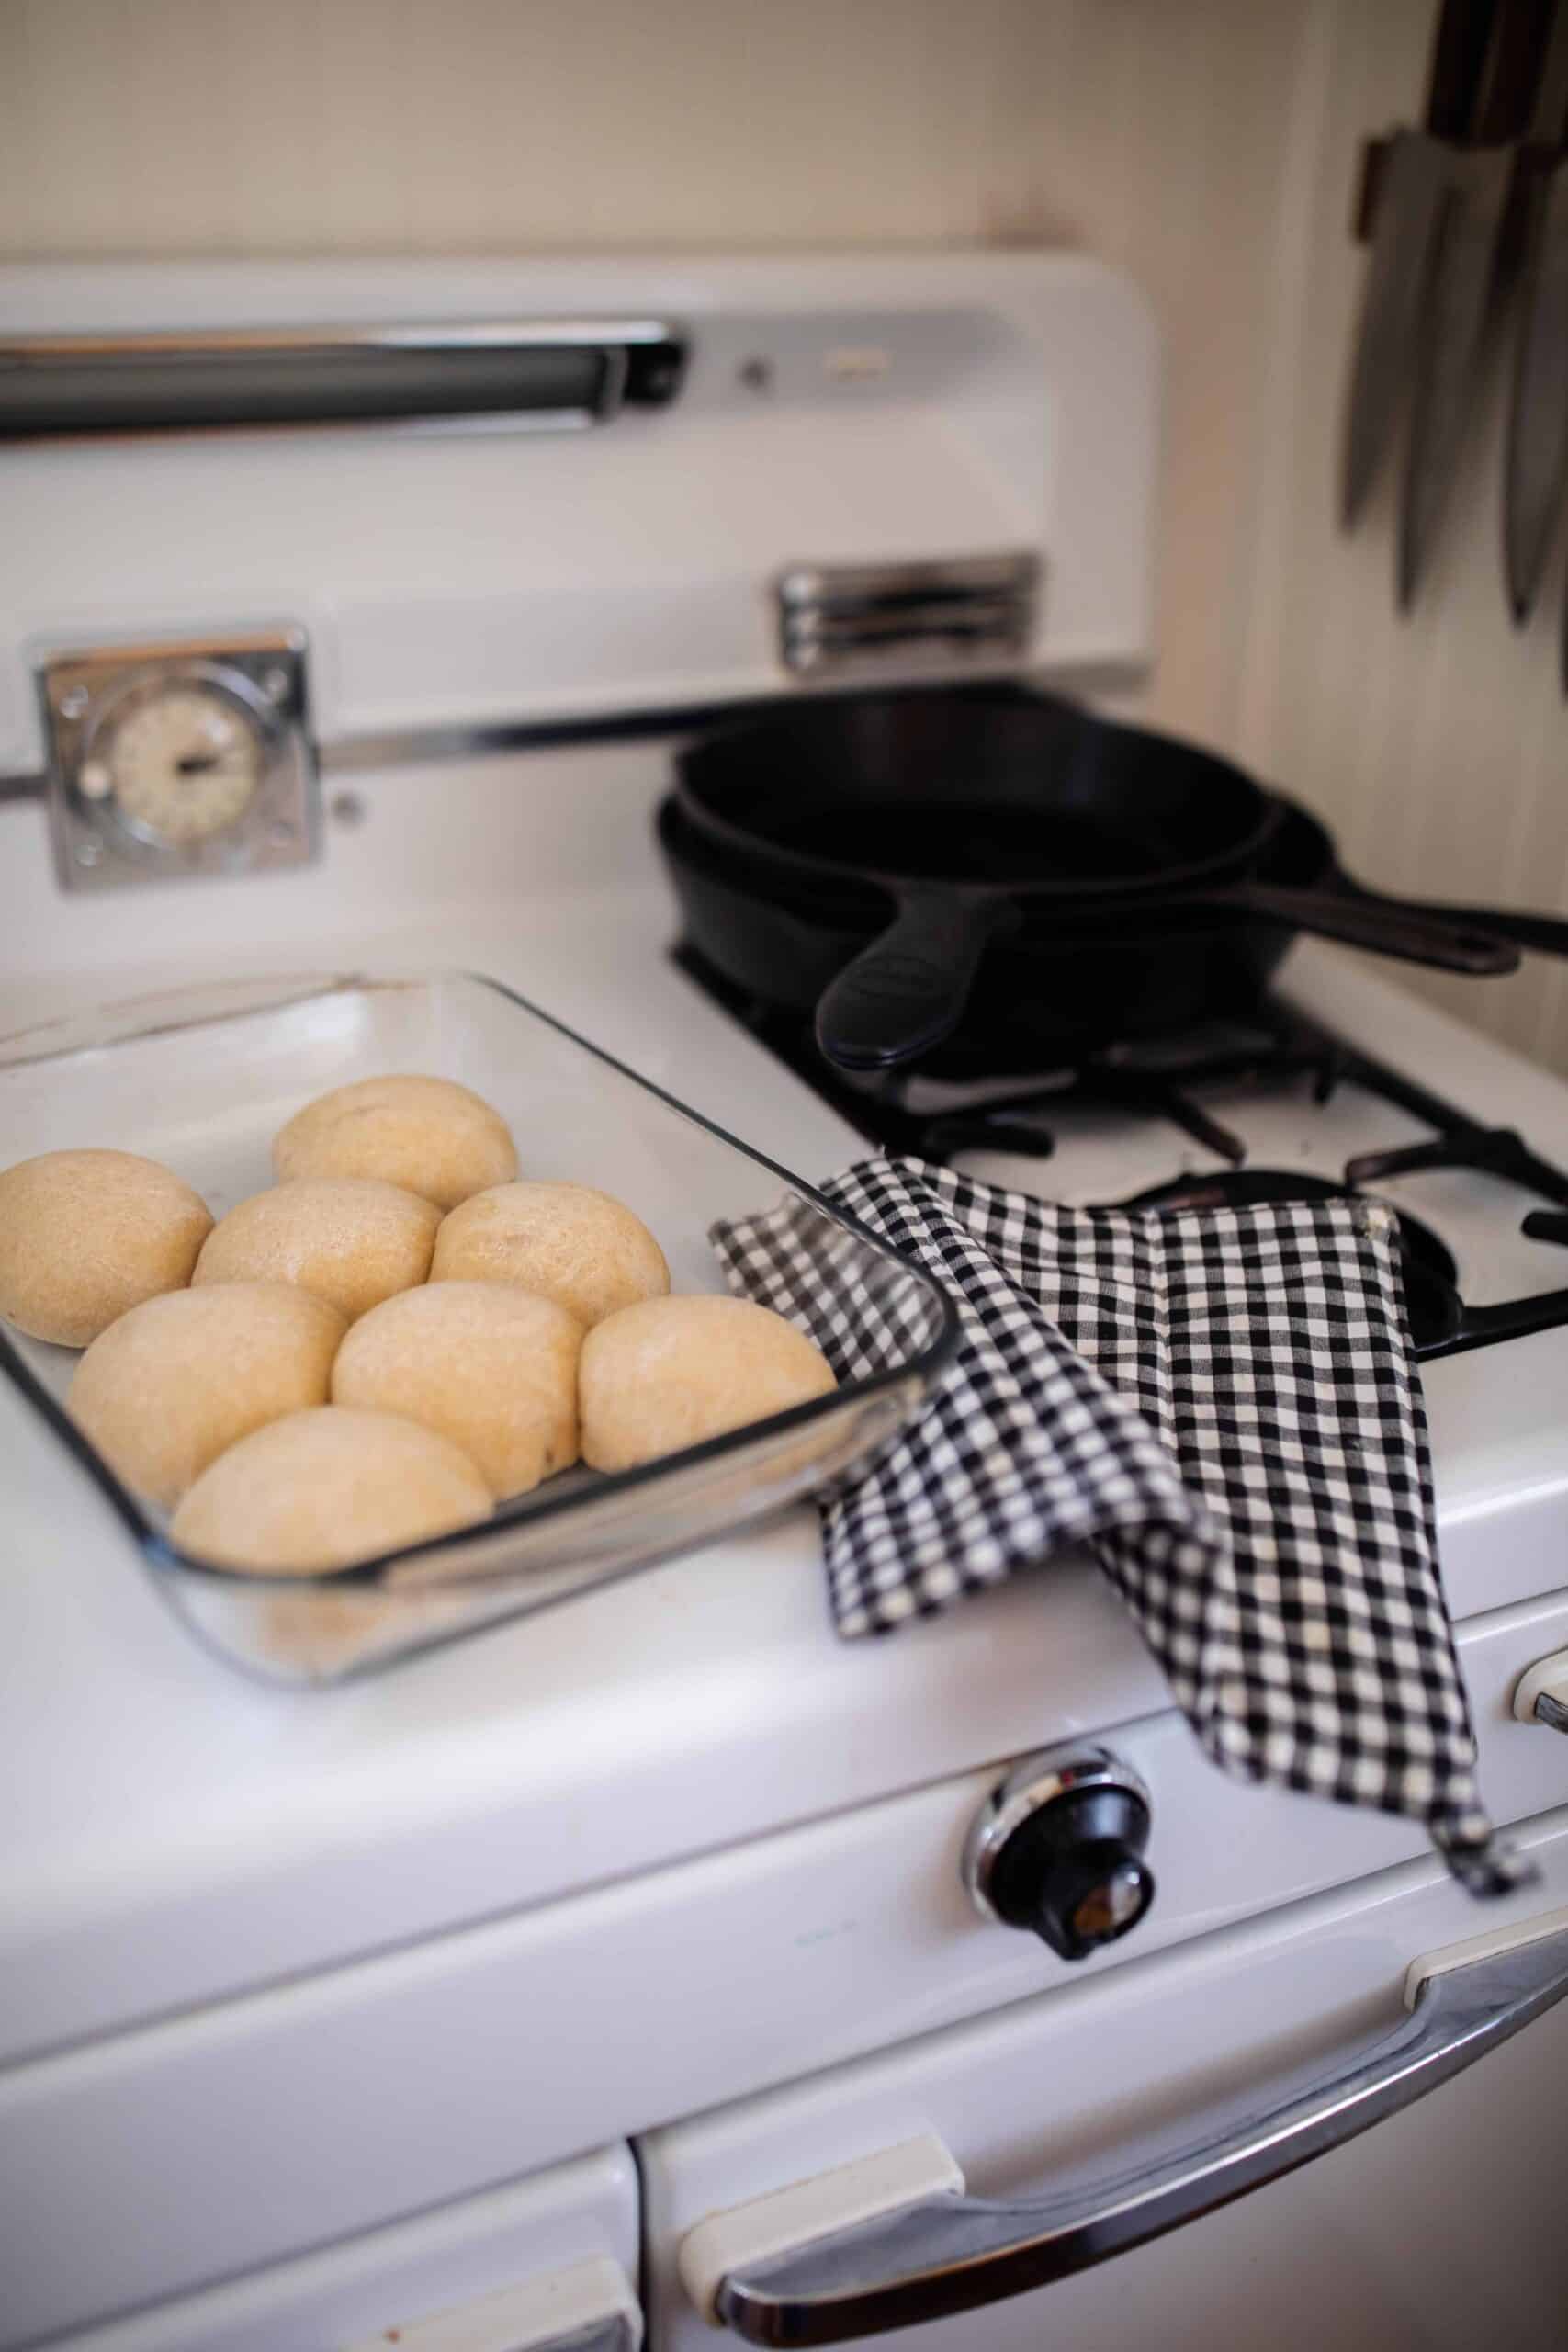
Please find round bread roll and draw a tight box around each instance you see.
[580,1293,836,1472]
[170,1405,491,1574]
[194,1180,440,1322]
[68,1283,346,1509]
[0,1148,213,1347]
[332,1281,581,1499]
[432,1181,670,1329]
[273,1073,518,1211]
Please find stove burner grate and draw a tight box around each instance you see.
[671,940,1568,1357]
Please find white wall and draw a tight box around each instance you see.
[4,0,1562,1064]
[1235,2,1568,1072]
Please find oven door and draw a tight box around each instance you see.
[640,1810,1568,2351]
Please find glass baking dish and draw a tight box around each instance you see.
[0,972,957,1684]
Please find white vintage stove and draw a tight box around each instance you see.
[1,254,1566,2352]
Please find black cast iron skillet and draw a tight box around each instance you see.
[674,693,1522,1072]
[657,787,1520,1074]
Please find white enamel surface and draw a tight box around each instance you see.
[0,252,1158,770]
[6,1590,1567,2342]
[60,2149,637,2352]
[640,1815,1568,2352]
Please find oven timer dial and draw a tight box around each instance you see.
[38,631,316,894]
[79,676,266,846]
[963,1742,1155,1962]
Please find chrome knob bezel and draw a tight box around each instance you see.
[963,1740,1151,1924]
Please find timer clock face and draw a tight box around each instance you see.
[40,633,314,896]
[80,677,265,846]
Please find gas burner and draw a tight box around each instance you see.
[1091,1168,1568,1363]
[1108,1166,1568,1361]
[1109,1170,1461,1358]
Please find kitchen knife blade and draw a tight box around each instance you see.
[1340,0,1498,528]
[1341,133,1450,526]
[1505,161,1568,619]
[1503,3,1568,618]
[1399,148,1519,606]
[1399,0,1553,609]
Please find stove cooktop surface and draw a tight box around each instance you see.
[4,752,1568,2068]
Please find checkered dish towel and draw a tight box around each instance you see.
[712,1154,1528,1897]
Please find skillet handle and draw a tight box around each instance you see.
[1370,901,1568,959]
[816,890,1014,1072]
[1237,885,1519,975]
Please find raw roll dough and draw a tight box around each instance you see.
[0,1148,214,1347]
[431,1181,669,1329]
[194,1180,440,1322]
[332,1280,581,1498]
[170,1405,492,1574]
[580,1293,836,1472]
[273,1073,518,1211]
[68,1282,346,1509]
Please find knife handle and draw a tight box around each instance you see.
[1357,0,1540,244]
[1472,0,1557,146]
[1427,0,1500,140]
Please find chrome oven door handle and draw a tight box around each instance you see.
[706,1914,1568,2346]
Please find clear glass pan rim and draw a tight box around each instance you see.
[0,967,962,1594]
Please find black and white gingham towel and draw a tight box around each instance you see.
[713,1154,1528,1895]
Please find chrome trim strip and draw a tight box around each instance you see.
[0,317,677,362]
[778,552,1043,607]
[4,408,602,453]
[776,552,1042,678]
[0,317,682,444]
[0,663,1154,800]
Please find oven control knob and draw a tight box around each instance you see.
[962,1743,1155,1962]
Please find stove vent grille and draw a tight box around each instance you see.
[775,551,1040,678]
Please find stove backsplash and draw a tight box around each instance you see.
[4,2,1559,1072]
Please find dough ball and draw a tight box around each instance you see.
[580,1294,836,1472]
[170,1405,491,1575]
[0,1148,213,1347]
[194,1180,439,1322]
[68,1283,346,1509]
[432,1182,669,1329]
[332,1281,581,1499]
[273,1074,518,1211]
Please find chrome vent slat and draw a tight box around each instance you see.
[775,551,1040,678]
